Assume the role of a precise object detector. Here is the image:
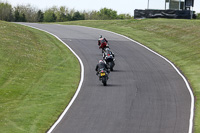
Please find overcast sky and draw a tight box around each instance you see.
[5,0,200,15]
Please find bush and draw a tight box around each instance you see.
[117,14,132,19]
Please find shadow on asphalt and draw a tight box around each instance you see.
[112,69,126,72]
[105,84,122,87]
[97,84,122,87]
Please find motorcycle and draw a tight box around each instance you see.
[99,42,109,53]
[105,57,115,71]
[101,45,109,53]
[103,48,115,71]
[98,68,109,86]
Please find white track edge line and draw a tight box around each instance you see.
[70,25,194,133]
[17,23,84,133]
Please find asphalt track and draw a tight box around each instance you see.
[18,23,192,133]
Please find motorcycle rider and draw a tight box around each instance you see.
[103,48,115,71]
[103,48,115,59]
[95,60,109,75]
[98,35,109,52]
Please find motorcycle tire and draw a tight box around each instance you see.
[109,62,114,71]
[110,67,113,71]
[102,77,107,86]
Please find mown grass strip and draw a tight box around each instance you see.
[0,21,80,133]
[56,19,200,133]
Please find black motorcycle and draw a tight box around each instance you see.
[98,68,109,86]
[101,45,109,53]
[103,49,115,71]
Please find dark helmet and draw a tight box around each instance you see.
[99,35,102,38]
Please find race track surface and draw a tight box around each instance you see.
[19,23,192,133]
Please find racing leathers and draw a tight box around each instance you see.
[95,61,108,75]
[98,38,108,50]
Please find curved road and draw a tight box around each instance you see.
[19,23,192,133]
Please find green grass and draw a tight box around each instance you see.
[0,21,80,133]
[56,19,200,133]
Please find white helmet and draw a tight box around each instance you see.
[105,48,110,51]
[99,60,104,63]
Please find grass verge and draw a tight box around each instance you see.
[0,21,80,133]
[56,19,200,132]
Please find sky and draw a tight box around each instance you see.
[4,0,200,15]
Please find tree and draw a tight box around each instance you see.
[14,9,26,22]
[89,10,99,20]
[55,6,70,22]
[37,10,44,22]
[14,5,38,22]
[14,9,27,22]
[21,13,26,22]
[66,13,72,21]
[72,11,84,21]
[69,8,75,18]
[82,10,89,20]
[44,9,57,22]
[14,9,20,22]
[0,2,13,21]
[52,13,57,22]
[97,8,118,20]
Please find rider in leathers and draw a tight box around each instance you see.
[98,35,108,51]
[103,48,115,60]
[95,60,109,75]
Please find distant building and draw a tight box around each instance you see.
[135,0,195,19]
[165,0,194,10]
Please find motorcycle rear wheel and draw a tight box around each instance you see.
[102,77,107,86]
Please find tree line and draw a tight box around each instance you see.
[0,1,132,22]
